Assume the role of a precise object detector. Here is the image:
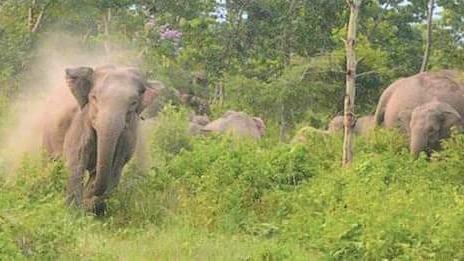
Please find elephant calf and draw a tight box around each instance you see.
[409,100,463,157]
[201,111,265,139]
[43,65,159,215]
[188,114,210,135]
[328,115,374,135]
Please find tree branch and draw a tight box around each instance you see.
[356,70,376,78]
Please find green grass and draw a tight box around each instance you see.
[1,108,464,260]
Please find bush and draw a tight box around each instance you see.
[144,129,464,259]
[149,105,192,164]
[2,115,464,259]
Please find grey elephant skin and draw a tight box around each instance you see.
[201,111,265,139]
[42,65,158,215]
[328,115,374,135]
[141,80,181,119]
[188,114,210,135]
[409,100,463,157]
[179,93,210,116]
[374,70,464,156]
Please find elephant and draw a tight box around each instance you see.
[141,80,181,119]
[141,86,210,119]
[327,115,344,133]
[374,70,464,156]
[355,115,375,135]
[327,115,374,135]
[292,126,330,144]
[179,93,211,116]
[42,65,159,215]
[201,111,265,139]
[409,100,463,157]
[374,70,464,133]
[188,114,210,135]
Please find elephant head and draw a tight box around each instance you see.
[328,115,344,133]
[65,65,159,206]
[409,100,463,158]
[252,117,266,137]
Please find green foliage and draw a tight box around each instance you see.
[149,105,192,163]
[0,0,463,259]
[3,122,464,259]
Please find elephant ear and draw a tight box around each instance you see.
[65,67,94,108]
[252,117,266,136]
[137,82,163,114]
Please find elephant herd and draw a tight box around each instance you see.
[41,65,464,215]
[41,65,265,215]
[328,70,464,158]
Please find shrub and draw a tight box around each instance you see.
[149,105,192,163]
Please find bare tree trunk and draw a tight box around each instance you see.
[104,8,112,56]
[31,8,45,33]
[28,0,48,33]
[343,0,362,166]
[420,0,435,73]
[28,0,36,32]
[280,0,297,64]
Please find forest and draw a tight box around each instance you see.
[1,0,464,259]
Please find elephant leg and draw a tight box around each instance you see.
[107,162,126,195]
[83,169,96,199]
[81,169,106,215]
[66,166,85,207]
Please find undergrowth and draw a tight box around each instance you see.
[1,109,464,260]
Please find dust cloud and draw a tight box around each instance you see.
[0,32,143,174]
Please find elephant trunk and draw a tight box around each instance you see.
[92,113,125,197]
[410,132,427,158]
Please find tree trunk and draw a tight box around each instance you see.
[104,8,112,56]
[31,8,45,33]
[28,0,36,32]
[420,0,435,73]
[343,0,362,166]
[28,0,48,33]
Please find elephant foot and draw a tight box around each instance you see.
[83,196,107,216]
[65,190,83,208]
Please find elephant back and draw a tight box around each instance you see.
[379,70,464,131]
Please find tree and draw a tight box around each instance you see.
[420,0,435,72]
[343,0,362,165]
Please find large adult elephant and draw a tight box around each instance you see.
[375,70,464,132]
[42,65,158,215]
[374,70,464,155]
